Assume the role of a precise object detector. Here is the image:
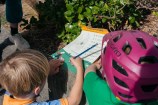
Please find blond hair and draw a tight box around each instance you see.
[0,49,50,97]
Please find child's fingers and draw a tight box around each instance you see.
[97,64,102,70]
[69,57,83,69]
[94,58,101,64]
[50,59,64,64]
[54,61,64,67]
[70,57,74,61]
[70,57,75,65]
[70,57,78,64]
[94,58,101,70]
[49,58,64,62]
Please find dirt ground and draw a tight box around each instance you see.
[0,1,158,105]
[140,14,158,36]
[0,1,87,105]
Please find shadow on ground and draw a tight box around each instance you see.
[47,62,87,105]
[48,65,68,100]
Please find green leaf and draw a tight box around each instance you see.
[135,21,140,27]
[120,0,125,5]
[78,6,83,14]
[133,13,139,17]
[92,6,99,14]
[86,7,91,14]
[102,18,107,23]
[66,4,73,11]
[152,11,158,17]
[93,17,98,22]
[64,10,72,17]
[78,14,84,20]
[129,16,135,24]
[98,1,104,7]
[65,23,73,32]
[89,6,93,9]
[104,3,109,11]
[65,16,73,22]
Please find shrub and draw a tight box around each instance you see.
[21,0,150,44]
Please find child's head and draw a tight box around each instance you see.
[101,30,158,103]
[0,49,50,98]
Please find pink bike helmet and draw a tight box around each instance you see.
[101,30,158,103]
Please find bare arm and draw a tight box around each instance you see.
[67,57,83,105]
[84,59,101,77]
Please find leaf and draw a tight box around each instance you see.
[78,14,84,20]
[66,4,73,11]
[129,16,135,24]
[102,18,107,23]
[104,3,109,11]
[120,0,125,5]
[86,7,91,14]
[65,23,73,32]
[64,10,72,17]
[98,1,104,7]
[65,16,73,22]
[152,11,158,17]
[135,21,140,27]
[93,17,98,22]
[78,6,83,14]
[92,6,99,14]
[89,6,93,9]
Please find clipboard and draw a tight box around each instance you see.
[51,26,109,73]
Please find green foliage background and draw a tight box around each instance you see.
[21,0,150,44]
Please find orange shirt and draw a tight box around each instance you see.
[3,94,35,105]
[3,92,69,105]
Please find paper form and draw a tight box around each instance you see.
[63,30,106,63]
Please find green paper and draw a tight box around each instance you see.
[51,49,91,73]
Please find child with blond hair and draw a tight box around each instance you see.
[0,49,83,105]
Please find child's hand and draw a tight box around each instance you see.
[70,57,83,70]
[84,58,101,77]
[49,59,64,75]
[94,58,101,70]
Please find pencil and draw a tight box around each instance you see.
[74,43,98,59]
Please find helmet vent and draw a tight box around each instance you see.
[154,41,158,49]
[118,92,133,98]
[113,60,128,76]
[103,47,106,54]
[113,35,122,42]
[122,42,131,55]
[138,56,158,64]
[141,84,157,92]
[114,76,129,89]
[136,38,146,49]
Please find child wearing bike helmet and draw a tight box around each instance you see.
[83,30,158,105]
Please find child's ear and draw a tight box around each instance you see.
[34,86,41,95]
